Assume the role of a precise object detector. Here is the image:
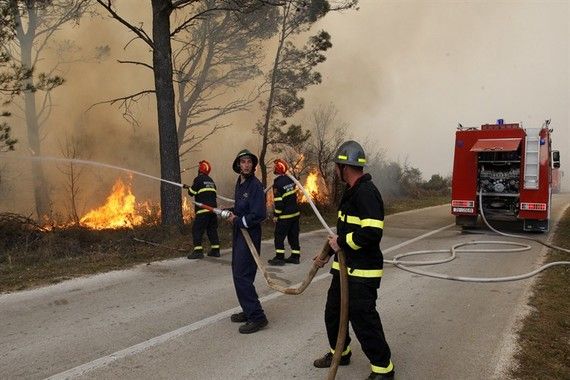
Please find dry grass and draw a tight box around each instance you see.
[0,195,450,293]
[509,208,570,380]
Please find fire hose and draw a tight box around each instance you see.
[383,192,570,282]
[6,154,347,378]
[184,178,349,380]
[12,155,568,373]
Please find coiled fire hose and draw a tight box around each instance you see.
[384,192,570,282]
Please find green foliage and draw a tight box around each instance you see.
[423,174,451,192]
[364,150,449,200]
[271,30,332,119]
[256,1,341,185]
[0,121,18,152]
[269,123,311,153]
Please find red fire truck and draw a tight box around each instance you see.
[451,119,560,232]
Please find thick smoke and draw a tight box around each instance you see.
[310,0,568,188]
[1,0,567,218]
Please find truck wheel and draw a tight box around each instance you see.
[456,215,478,229]
[523,219,549,232]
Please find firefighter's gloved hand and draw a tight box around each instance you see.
[328,234,340,252]
[225,212,236,224]
[182,184,193,196]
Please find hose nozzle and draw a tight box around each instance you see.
[219,209,232,220]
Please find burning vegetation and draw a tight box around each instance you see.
[50,177,195,230]
[79,178,146,229]
[299,171,329,205]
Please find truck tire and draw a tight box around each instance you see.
[523,219,549,232]
[456,215,478,229]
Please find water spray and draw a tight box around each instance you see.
[5,155,185,188]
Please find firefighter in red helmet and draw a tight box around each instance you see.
[268,159,301,266]
[186,160,220,259]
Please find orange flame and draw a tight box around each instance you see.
[300,171,327,203]
[182,197,195,223]
[80,178,144,229]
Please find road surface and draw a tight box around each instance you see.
[1,193,568,379]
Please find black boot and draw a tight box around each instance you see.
[267,256,285,266]
[365,370,395,379]
[284,255,300,264]
[230,312,247,323]
[313,351,351,368]
[187,251,204,259]
[207,250,220,257]
[238,319,268,334]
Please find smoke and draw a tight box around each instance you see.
[310,0,569,188]
[1,0,567,219]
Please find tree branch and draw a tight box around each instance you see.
[95,0,154,49]
[117,59,154,71]
[87,89,155,112]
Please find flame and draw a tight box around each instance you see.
[80,177,144,229]
[300,171,328,203]
[182,197,195,223]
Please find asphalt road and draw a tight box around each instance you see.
[1,193,569,380]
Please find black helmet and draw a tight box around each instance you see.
[232,149,259,173]
[333,140,366,167]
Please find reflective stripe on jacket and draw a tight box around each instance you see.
[273,174,299,220]
[331,173,384,283]
[189,173,217,213]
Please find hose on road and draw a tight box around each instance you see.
[384,192,570,283]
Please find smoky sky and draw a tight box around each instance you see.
[1,0,568,216]
[310,0,569,187]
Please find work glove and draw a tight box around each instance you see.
[182,184,192,196]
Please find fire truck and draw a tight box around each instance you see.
[451,119,560,232]
[552,168,563,193]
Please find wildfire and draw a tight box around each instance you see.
[300,171,327,203]
[77,177,195,229]
[80,177,145,230]
[182,197,195,223]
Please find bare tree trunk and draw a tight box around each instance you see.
[18,6,52,220]
[176,25,214,150]
[259,5,289,187]
[152,0,183,226]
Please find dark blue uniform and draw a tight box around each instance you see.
[231,175,267,323]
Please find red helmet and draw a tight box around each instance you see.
[273,159,288,175]
[198,160,211,175]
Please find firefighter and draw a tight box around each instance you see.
[268,159,301,266]
[186,160,220,259]
[225,149,269,334]
[312,141,395,379]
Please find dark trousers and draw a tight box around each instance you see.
[325,274,391,368]
[192,213,219,251]
[274,217,300,257]
[232,226,266,322]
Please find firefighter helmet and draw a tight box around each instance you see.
[273,159,288,175]
[333,140,366,167]
[198,160,211,175]
[232,149,259,173]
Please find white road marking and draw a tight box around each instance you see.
[45,223,455,380]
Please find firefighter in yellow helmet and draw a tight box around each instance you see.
[186,160,220,259]
[268,159,301,266]
[312,141,395,379]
